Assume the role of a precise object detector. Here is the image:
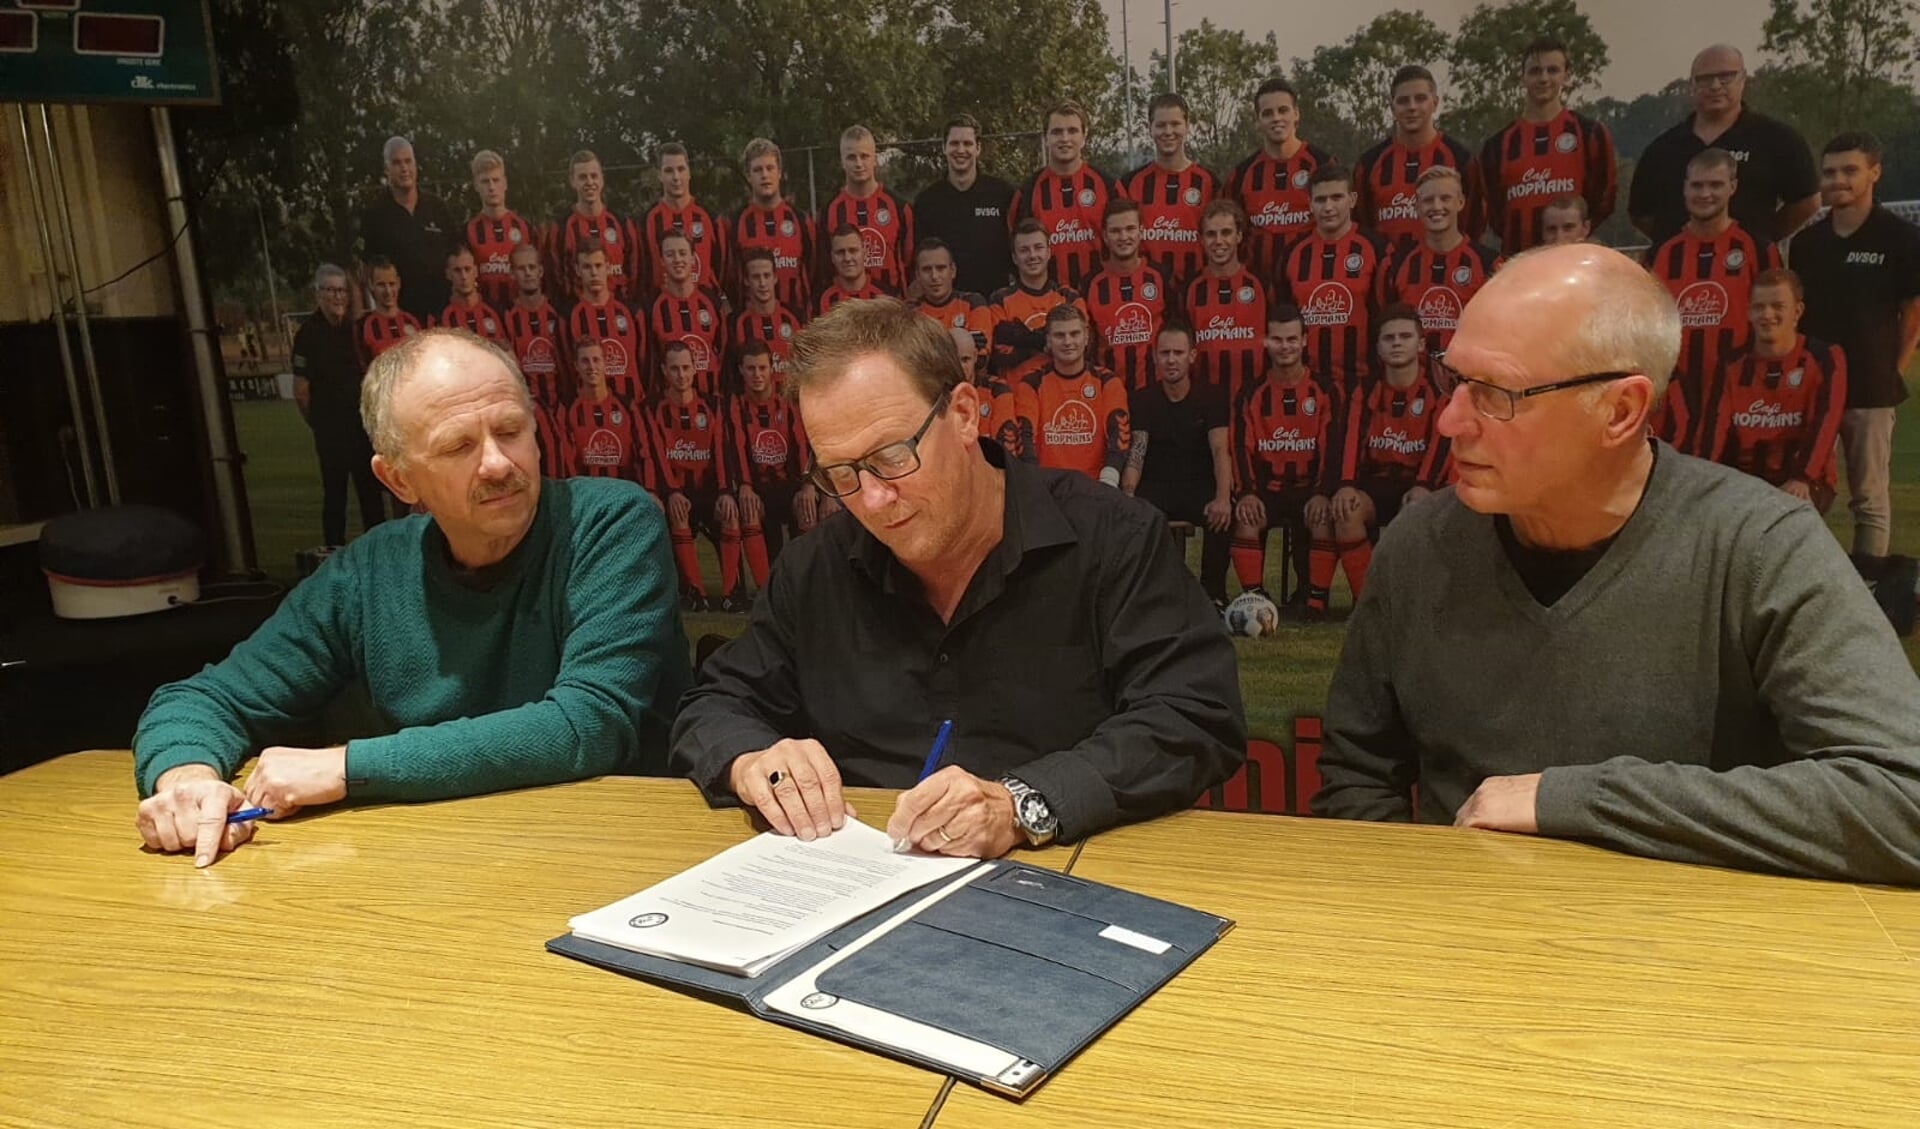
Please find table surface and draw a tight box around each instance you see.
[933,807,1920,1129]
[0,752,1075,1129]
[6,753,1918,1129]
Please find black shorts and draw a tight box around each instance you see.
[676,482,732,530]
[1253,485,1319,531]
[1137,486,1212,526]
[752,481,802,527]
[1353,477,1419,528]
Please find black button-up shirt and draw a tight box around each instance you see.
[1628,108,1817,247]
[355,190,459,320]
[670,441,1246,842]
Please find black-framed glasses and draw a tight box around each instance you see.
[1434,360,1631,422]
[1691,70,1741,88]
[808,392,950,497]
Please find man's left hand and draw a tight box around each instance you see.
[1454,773,1542,834]
[886,766,1023,858]
[243,745,349,817]
[1203,497,1233,532]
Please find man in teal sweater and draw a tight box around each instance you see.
[1317,245,1920,885]
[135,329,690,867]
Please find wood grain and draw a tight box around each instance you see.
[0,752,1073,1129]
[934,808,1920,1129]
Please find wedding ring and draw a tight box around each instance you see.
[937,826,954,844]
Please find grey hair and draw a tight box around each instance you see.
[383,135,414,163]
[359,328,533,464]
[1516,246,1681,403]
[313,263,348,290]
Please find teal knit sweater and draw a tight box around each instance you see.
[134,477,692,799]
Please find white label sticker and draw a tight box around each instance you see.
[1098,924,1171,955]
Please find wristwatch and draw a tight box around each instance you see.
[1000,776,1058,847]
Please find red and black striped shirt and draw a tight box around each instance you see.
[817,279,889,318]
[1701,335,1847,489]
[647,393,729,494]
[1011,164,1122,290]
[1647,220,1782,450]
[355,309,421,368]
[820,187,914,295]
[1185,267,1268,407]
[638,199,728,293]
[730,304,806,392]
[560,393,654,489]
[566,297,645,402]
[434,298,507,346]
[726,392,809,488]
[1376,239,1503,354]
[1227,142,1333,283]
[465,210,538,310]
[730,201,815,313]
[1236,374,1343,494]
[1352,133,1486,252]
[547,207,635,301]
[648,286,728,398]
[1083,263,1170,391]
[1282,227,1390,392]
[1122,161,1217,289]
[1479,109,1617,253]
[504,299,568,407]
[1334,364,1446,486]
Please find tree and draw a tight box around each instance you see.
[1291,10,1450,156]
[1134,20,1281,170]
[1446,0,1612,147]
[1584,78,1692,159]
[1752,0,1920,156]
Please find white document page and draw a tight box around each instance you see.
[761,866,1032,1084]
[568,820,976,976]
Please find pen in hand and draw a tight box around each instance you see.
[893,720,954,854]
[226,807,273,825]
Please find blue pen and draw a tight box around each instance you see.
[226,807,273,825]
[917,719,954,782]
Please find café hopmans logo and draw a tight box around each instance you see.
[1050,218,1097,248]
[1257,424,1317,453]
[1146,215,1198,244]
[600,339,629,375]
[583,429,625,468]
[1045,400,1100,447]
[1732,399,1804,430]
[1108,303,1155,348]
[1254,199,1311,230]
[1675,282,1731,328]
[1302,282,1355,327]
[1417,287,1464,331]
[752,428,790,466]
[859,227,887,268]
[1507,165,1576,201]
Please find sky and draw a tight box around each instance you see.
[1100,0,1773,101]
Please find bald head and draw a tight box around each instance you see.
[949,325,979,380]
[1691,44,1744,73]
[1689,44,1746,117]
[361,328,533,463]
[1452,244,1680,398]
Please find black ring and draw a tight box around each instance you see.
[768,770,785,788]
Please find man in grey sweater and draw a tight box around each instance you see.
[1315,243,1920,886]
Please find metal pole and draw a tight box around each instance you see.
[257,199,285,360]
[16,104,100,509]
[38,104,121,504]
[1164,0,1177,92]
[1121,0,1135,152]
[152,106,251,574]
[805,148,818,216]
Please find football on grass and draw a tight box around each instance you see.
[1225,592,1280,638]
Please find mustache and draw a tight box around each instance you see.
[473,473,531,504]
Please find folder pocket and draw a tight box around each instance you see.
[818,917,1138,1067]
[910,885,1171,992]
[978,866,1221,953]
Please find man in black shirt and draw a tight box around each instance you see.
[1790,131,1920,573]
[915,115,1017,298]
[291,264,386,546]
[353,136,459,321]
[672,299,1244,856]
[1628,45,1818,247]
[1122,322,1232,606]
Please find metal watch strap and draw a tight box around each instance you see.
[999,775,1057,847]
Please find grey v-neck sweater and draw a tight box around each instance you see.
[1316,443,1920,885]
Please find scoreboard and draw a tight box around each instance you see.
[0,0,218,106]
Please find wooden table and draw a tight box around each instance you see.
[931,807,1920,1129]
[0,752,1072,1128]
[8,754,1918,1128]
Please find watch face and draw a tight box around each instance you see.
[1018,792,1057,834]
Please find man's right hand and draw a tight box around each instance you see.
[728,740,854,841]
[1233,494,1265,529]
[136,764,254,868]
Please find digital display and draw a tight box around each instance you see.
[0,13,38,53]
[74,13,165,57]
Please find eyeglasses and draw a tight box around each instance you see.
[808,393,949,497]
[318,286,350,295]
[1434,360,1631,422]
[1691,70,1742,88]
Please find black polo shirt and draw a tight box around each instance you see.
[356,190,459,320]
[1792,205,1920,409]
[1131,380,1228,513]
[1628,109,1817,246]
[290,309,366,430]
[915,175,1018,297]
[670,439,1245,841]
